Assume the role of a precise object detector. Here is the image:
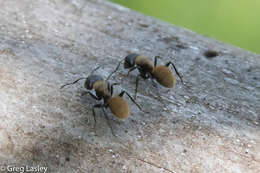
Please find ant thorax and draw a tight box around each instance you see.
[93,80,111,99]
[135,56,154,73]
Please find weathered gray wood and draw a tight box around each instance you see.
[0,0,259,172]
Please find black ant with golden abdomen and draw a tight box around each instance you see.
[60,66,143,136]
[107,53,184,99]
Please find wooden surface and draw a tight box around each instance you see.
[0,0,259,172]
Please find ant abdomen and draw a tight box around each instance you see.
[152,66,176,88]
[108,96,130,119]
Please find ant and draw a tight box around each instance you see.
[107,53,183,99]
[60,65,143,136]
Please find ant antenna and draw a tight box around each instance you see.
[106,58,124,81]
[60,77,87,89]
[60,65,103,89]
[90,65,103,75]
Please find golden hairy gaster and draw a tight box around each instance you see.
[108,96,130,119]
[152,66,176,88]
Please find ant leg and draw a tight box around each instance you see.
[81,91,102,100]
[151,79,158,88]
[134,74,141,99]
[134,73,149,99]
[119,90,142,111]
[101,107,116,137]
[92,104,103,132]
[146,73,157,87]
[165,61,184,84]
[107,58,124,80]
[110,82,120,95]
[127,66,137,76]
[153,56,161,67]
[60,77,86,89]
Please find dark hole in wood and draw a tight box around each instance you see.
[66,157,70,162]
[176,44,188,49]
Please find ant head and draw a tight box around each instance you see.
[124,53,139,68]
[84,65,104,89]
[84,77,93,90]
[84,75,104,90]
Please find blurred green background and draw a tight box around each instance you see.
[111,0,260,54]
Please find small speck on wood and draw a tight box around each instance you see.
[204,50,219,58]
